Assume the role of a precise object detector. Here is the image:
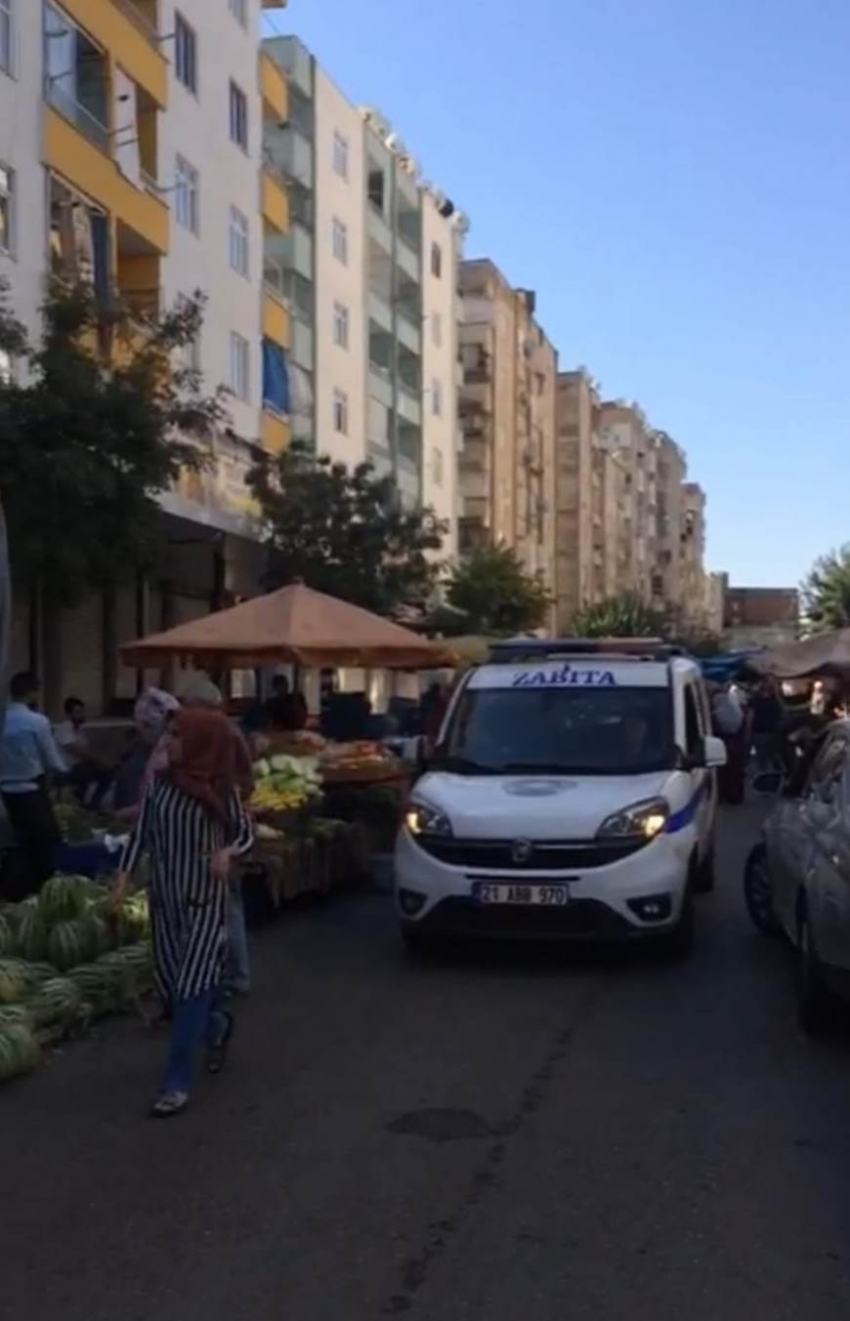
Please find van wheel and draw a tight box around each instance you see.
[694,840,716,894]
[660,888,695,959]
[743,844,781,937]
[796,909,832,1035]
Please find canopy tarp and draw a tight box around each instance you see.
[120,583,457,671]
[749,630,850,680]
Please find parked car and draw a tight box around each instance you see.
[744,718,850,1032]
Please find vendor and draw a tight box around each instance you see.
[263,674,308,733]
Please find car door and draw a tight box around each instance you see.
[806,736,850,970]
[773,735,846,941]
[682,680,712,847]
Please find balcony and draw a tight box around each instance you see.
[367,202,392,254]
[266,125,313,189]
[368,289,392,334]
[397,380,421,426]
[44,104,168,254]
[58,0,168,108]
[368,366,392,409]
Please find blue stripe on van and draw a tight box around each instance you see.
[666,776,708,834]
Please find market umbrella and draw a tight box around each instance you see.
[120,582,458,670]
[749,629,850,680]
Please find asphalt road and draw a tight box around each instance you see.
[3,805,850,1321]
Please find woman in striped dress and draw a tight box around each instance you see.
[114,708,254,1117]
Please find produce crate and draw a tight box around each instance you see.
[239,820,368,928]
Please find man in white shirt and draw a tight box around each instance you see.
[54,696,111,808]
[0,673,66,898]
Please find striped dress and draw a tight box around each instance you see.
[120,779,254,1002]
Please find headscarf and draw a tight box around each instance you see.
[134,687,179,744]
[168,708,237,823]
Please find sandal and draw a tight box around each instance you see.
[206,1011,235,1076]
[150,1090,189,1118]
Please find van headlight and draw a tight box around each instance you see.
[597,797,669,841]
[405,799,453,839]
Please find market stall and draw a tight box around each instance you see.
[121,583,456,914]
[749,629,850,681]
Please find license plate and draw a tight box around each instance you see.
[473,882,571,907]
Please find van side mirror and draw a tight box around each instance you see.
[703,735,728,769]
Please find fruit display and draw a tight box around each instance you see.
[0,874,154,1084]
[52,802,123,844]
[319,740,403,784]
[250,754,324,816]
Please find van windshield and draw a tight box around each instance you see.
[438,685,674,776]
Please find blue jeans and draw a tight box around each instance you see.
[162,989,228,1095]
[225,880,251,995]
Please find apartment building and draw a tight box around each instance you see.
[554,369,598,630]
[680,482,707,631]
[261,36,462,550]
[654,432,687,617]
[0,0,292,709]
[457,258,557,596]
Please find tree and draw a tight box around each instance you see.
[249,444,446,615]
[802,545,850,631]
[447,544,551,635]
[571,592,671,639]
[0,278,223,607]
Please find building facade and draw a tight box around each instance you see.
[554,369,597,630]
[0,0,293,710]
[457,258,557,600]
[261,36,462,551]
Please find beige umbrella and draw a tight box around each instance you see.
[750,629,850,680]
[120,582,458,671]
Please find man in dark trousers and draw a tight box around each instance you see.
[0,673,66,898]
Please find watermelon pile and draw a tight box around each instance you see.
[0,874,153,1083]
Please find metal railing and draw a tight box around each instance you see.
[45,79,110,153]
[112,0,161,47]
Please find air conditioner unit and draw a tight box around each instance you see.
[386,132,405,154]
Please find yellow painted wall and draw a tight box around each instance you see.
[262,170,290,234]
[260,52,289,123]
[262,292,291,347]
[261,410,291,455]
[58,0,168,107]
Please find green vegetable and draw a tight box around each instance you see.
[0,960,27,1005]
[0,1024,40,1080]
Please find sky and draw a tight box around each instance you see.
[265,0,850,588]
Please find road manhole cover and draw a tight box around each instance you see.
[387,1108,494,1143]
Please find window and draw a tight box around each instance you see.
[431,378,442,416]
[0,347,11,385]
[229,80,248,150]
[174,155,199,234]
[174,13,197,94]
[333,388,348,435]
[229,205,249,277]
[333,301,349,349]
[333,131,349,180]
[430,241,442,278]
[0,0,13,76]
[432,446,444,488]
[229,332,250,401]
[0,162,13,255]
[431,312,442,348]
[332,217,348,265]
[228,0,248,27]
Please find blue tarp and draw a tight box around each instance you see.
[698,651,764,684]
[262,339,290,414]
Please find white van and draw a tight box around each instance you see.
[394,641,726,956]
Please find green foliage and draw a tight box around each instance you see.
[447,544,551,635]
[0,278,225,604]
[249,444,446,615]
[802,545,850,631]
[571,592,671,639]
